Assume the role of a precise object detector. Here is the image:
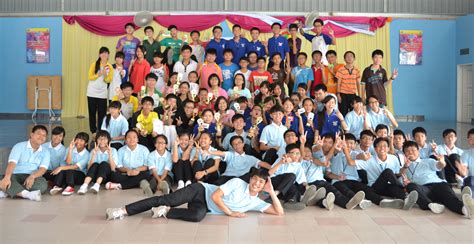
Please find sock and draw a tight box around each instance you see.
[120,207,128,216]
[82,183,89,187]
[20,190,30,198]
[0,190,7,198]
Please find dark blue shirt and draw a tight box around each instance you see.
[268,36,290,62]
[320,110,341,135]
[193,122,218,139]
[206,39,227,64]
[301,113,318,140]
[282,112,300,135]
[246,40,266,58]
[226,37,249,64]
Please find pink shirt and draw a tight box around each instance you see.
[199,62,223,89]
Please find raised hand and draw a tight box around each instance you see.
[391,68,398,80]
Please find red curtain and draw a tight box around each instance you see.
[153,15,226,32]
[226,15,306,32]
[63,16,135,36]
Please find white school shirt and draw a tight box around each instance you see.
[435,144,464,156]
[108,66,126,100]
[201,178,270,214]
[147,150,173,177]
[222,151,260,177]
[101,114,129,145]
[345,111,365,140]
[272,159,307,184]
[173,60,198,82]
[356,154,401,186]
[404,158,445,185]
[150,65,167,91]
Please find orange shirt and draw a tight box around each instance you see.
[199,62,223,90]
[323,63,344,94]
[335,66,361,95]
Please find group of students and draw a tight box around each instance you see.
[2,20,474,223]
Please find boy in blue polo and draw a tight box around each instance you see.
[266,23,290,65]
[0,125,50,201]
[226,24,249,64]
[260,105,288,164]
[206,26,227,64]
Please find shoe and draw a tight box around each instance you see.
[462,186,472,199]
[428,203,445,214]
[403,191,418,210]
[177,180,185,190]
[346,191,365,210]
[151,206,170,219]
[307,187,326,206]
[49,186,63,195]
[322,192,335,210]
[28,190,42,201]
[456,175,464,189]
[106,208,125,220]
[90,183,100,194]
[140,180,153,197]
[105,182,121,190]
[0,190,7,199]
[77,184,88,195]
[380,199,404,209]
[300,185,317,205]
[462,194,474,219]
[283,200,306,210]
[185,180,192,187]
[159,181,170,195]
[62,186,75,196]
[359,200,372,210]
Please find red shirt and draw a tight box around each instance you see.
[310,64,324,97]
[129,59,151,93]
[249,70,273,91]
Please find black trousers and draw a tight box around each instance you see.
[110,171,149,189]
[87,96,107,133]
[173,159,193,183]
[263,148,279,165]
[54,170,86,188]
[192,159,219,184]
[147,175,173,193]
[270,173,297,200]
[110,142,123,151]
[334,179,383,205]
[86,162,112,183]
[43,170,56,182]
[339,93,356,116]
[444,155,460,184]
[371,169,406,199]
[406,182,464,215]
[464,176,474,196]
[138,135,156,152]
[125,182,208,222]
[309,180,350,209]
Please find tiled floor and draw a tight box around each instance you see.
[0,118,473,243]
[0,188,472,244]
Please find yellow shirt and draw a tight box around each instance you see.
[88,62,114,83]
[136,111,159,134]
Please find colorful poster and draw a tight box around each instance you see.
[26,28,50,63]
[399,30,422,65]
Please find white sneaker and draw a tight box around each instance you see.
[90,183,100,194]
[106,208,125,220]
[27,190,42,202]
[403,191,418,210]
[49,186,63,195]
[322,192,335,210]
[380,199,404,209]
[359,200,373,210]
[62,186,75,196]
[428,203,445,214]
[307,187,326,206]
[0,190,7,199]
[300,185,317,206]
[177,180,185,190]
[140,180,153,197]
[77,184,88,195]
[346,191,365,210]
[462,186,472,199]
[185,180,192,187]
[462,194,474,219]
[151,206,170,219]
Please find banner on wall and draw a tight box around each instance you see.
[399,30,422,65]
[26,28,50,63]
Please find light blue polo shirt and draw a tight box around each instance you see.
[219,62,240,91]
[436,144,464,156]
[272,160,307,184]
[90,148,118,165]
[117,144,150,169]
[367,109,391,131]
[43,141,67,170]
[260,122,287,149]
[345,111,365,140]
[404,158,445,185]
[101,114,129,145]
[9,140,50,174]
[62,147,90,174]
[356,154,401,186]
[461,148,474,176]
[222,151,260,177]
[176,146,196,161]
[147,150,173,177]
[222,131,250,152]
[301,159,325,183]
[418,143,433,159]
[291,66,314,92]
[329,152,360,184]
[202,178,271,214]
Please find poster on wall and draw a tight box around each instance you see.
[26,28,50,63]
[399,30,422,65]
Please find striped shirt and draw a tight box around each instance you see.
[336,66,360,94]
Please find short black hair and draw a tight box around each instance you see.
[297,52,308,59]
[141,96,155,106]
[326,50,337,57]
[468,128,474,138]
[271,22,282,28]
[206,48,217,56]
[75,132,90,144]
[109,100,122,110]
[145,73,158,81]
[360,130,375,139]
[314,84,327,92]
[52,126,65,137]
[223,48,234,55]
[285,143,300,153]
[154,134,168,144]
[32,125,48,134]
[373,137,389,147]
[235,96,249,104]
[115,51,125,59]
[144,26,154,33]
[212,26,223,33]
[181,44,192,53]
[289,23,298,30]
[232,24,241,30]
[124,22,135,29]
[402,140,419,153]
[372,49,384,58]
[269,105,284,114]
[231,114,245,123]
[312,50,323,57]
[239,57,250,63]
[344,133,357,142]
[247,51,258,57]
[96,130,111,144]
[297,83,308,90]
[250,27,260,33]
[344,51,356,59]
[190,30,200,36]
[393,129,406,139]
[366,95,379,104]
[120,82,134,90]
[352,96,363,104]
[375,124,389,133]
[412,127,427,137]
[249,167,270,181]
[442,129,457,138]
[321,133,335,142]
[125,129,139,138]
[168,25,177,31]
[165,93,178,101]
[257,57,266,63]
[313,18,324,26]
[230,135,244,146]
[284,129,297,138]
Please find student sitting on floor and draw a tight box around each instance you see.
[401,141,473,218]
[140,135,173,197]
[344,96,369,141]
[366,95,398,131]
[172,132,195,190]
[433,129,464,185]
[412,127,436,159]
[112,82,138,121]
[191,132,221,184]
[77,130,118,195]
[106,130,150,191]
[42,126,67,184]
[101,101,128,150]
[106,168,284,222]
[260,105,288,165]
[460,129,474,196]
[50,132,90,196]
[0,125,50,201]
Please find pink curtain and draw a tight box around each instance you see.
[154,15,226,32]
[319,17,388,37]
[226,15,306,32]
[63,16,136,36]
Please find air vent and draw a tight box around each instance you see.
[460,48,470,55]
